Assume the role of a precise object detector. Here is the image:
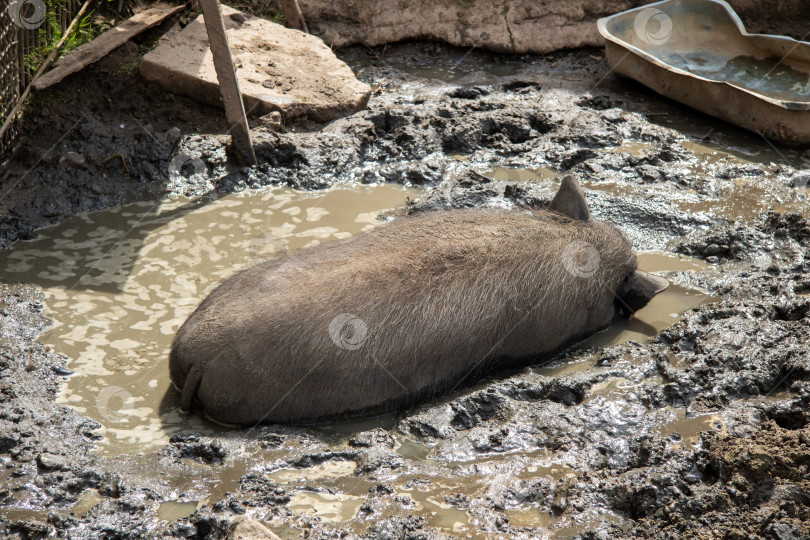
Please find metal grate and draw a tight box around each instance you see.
[0,0,87,157]
[1,0,21,155]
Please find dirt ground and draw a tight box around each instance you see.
[1,14,809,540]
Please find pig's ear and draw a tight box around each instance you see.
[549,175,591,222]
[616,270,669,316]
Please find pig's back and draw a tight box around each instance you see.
[172,208,597,424]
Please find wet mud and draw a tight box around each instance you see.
[1,38,809,539]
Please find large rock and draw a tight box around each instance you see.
[298,0,810,54]
[140,5,370,122]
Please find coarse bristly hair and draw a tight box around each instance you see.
[170,200,638,425]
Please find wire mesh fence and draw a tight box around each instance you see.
[1,0,88,157]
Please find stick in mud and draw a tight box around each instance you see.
[199,0,257,166]
[279,0,309,32]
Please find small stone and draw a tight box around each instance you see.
[39,199,63,218]
[790,172,810,188]
[37,452,68,470]
[703,243,723,256]
[52,365,74,376]
[0,434,20,452]
[256,111,282,131]
[229,501,246,514]
[58,152,84,169]
[166,127,182,146]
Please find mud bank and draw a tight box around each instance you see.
[1,39,809,539]
[297,0,810,54]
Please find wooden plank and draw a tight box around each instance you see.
[32,2,185,91]
[198,0,256,165]
[279,0,308,32]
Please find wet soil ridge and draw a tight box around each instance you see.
[1,41,810,538]
[2,45,806,249]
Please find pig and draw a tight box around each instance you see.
[169,175,668,425]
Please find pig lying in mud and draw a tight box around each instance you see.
[170,176,668,425]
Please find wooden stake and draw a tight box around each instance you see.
[279,0,308,33]
[199,0,256,166]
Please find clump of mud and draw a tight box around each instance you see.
[1,37,809,540]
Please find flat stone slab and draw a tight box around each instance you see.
[140,5,370,122]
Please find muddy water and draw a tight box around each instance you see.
[0,184,419,457]
[157,499,200,522]
[600,141,807,222]
[581,252,712,348]
[482,166,557,183]
[531,251,712,387]
[484,138,809,227]
[0,173,720,534]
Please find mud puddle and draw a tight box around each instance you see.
[0,174,712,461]
[484,137,809,229]
[0,183,419,457]
[583,252,713,348]
[158,499,200,522]
[0,179,716,535]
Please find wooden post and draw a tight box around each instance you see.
[279,0,308,33]
[199,0,256,166]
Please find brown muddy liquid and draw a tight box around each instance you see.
[611,140,807,221]
[0,176,720,535]
[482,166,557,183]
[157,499,200,522]
[485,138,808,224]
[655,409,723,451]
[579,252,711,349]
[0,184,419,457]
